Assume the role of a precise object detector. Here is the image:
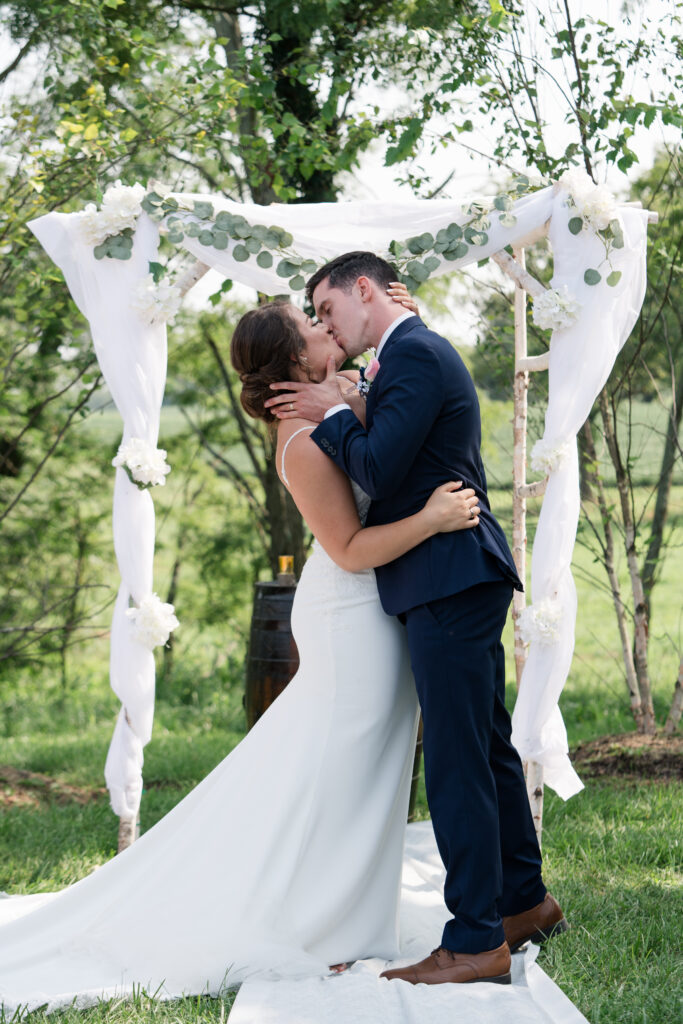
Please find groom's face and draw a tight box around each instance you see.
[312,277,369,359]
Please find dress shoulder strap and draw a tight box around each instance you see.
[280,426,315,488]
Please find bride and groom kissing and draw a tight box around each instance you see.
[255,250,568,984]
[0,250,567,1010]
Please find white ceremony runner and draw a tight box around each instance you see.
[230,822,588,1024]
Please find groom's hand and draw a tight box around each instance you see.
[265,356,345,423]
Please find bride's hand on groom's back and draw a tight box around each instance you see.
[423,481,480,533]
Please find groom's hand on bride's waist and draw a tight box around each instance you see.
[265,356,349,423]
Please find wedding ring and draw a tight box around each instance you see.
[469,508,476,519]
[289,402,294,411]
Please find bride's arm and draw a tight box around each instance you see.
[281,425,479,573]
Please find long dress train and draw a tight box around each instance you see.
[0,483,420,1012]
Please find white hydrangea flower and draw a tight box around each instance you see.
[559,170,619,232]
[530,437,572,476]
[518,598,563,647]
[79,181,145,245]
[531,286,581,332]
[126,592,179,650]
[112,437,171,487]
[130,274,182,326]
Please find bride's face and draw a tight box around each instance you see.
[286,305,346,382]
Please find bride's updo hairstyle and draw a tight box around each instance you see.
[230,301,304,424]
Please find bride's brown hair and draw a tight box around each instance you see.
[230,301,305,424]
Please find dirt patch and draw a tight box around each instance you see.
[0,765,106,808]
[571,732,683,781]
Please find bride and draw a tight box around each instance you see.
[0,286,481,1012]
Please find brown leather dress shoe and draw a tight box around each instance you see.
[380,941,511,985]
[503,893,568,953]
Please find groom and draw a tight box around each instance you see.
[265,251,567,984]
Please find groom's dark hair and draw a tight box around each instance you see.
[306,251,398,303]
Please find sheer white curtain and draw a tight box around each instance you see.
[29,183,649,811]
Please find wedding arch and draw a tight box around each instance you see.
[28,173,655,848]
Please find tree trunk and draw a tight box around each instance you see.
[580,420,643,727]
[664,657,683,735]
[598,390,655,732]
[642,363,683,620]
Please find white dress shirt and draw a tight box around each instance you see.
[324,312,418,419]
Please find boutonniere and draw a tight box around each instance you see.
[356,354,380,397]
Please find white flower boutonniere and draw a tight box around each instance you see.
[356,355,380,397]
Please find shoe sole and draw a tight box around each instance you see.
[509,917,569,954]
[464,972,512,985]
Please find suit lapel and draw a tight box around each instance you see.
[366,316,423,426]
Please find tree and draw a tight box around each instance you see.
[397,0,682,733]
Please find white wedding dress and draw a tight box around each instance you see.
[0,469,421,1012]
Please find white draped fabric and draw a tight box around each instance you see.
[29,182,649,811]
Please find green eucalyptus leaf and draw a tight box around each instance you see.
[444,241,469,261]
[289,274,306,290]
[424,255,441,273]
[584,268,602,285]
[499,212,517,228]
[406,235,426,255]
[568,216,584,235]
[93,244,107,260]
[193,201,214,220]
[277,258,298,277]
[263,230,282,249]
[446,222,463,241]
[301,259,318,274]
[163,197,179,211]
[406,259,429,283]
[186,222,201,237]
[167,230,184,244]
[231,216,251,238]
[434,241,448,254]
[199,229,215,246]
[612,232,625,249]
[606,270,622,287]
[212,230,228,250]
[256,250,274,268]
[245,237,261,254]
[436,228,451,245]
[272,228,293,247]
[145,191,163,204]
[233,244,250,262]
[148,261,165,283]
[494,194,513,211]
[215,211,235,231]
[250,224,268,242]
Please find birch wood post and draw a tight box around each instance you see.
[510,247,545,842]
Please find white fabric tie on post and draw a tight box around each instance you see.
[28,182,649,809]
[28,212,166,820]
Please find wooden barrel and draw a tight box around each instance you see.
[407,715,424,822]
[244,580,300,730]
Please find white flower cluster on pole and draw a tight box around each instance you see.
[530,437,572,476]
[559,169,618,232]
[518,598,563,647]
[531,285,580,332]
[130,273,182,326]
[112,437,171,487]
[79,181,146,245]
[126,593,179,650]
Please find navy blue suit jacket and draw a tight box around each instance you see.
[311,316,522,616]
